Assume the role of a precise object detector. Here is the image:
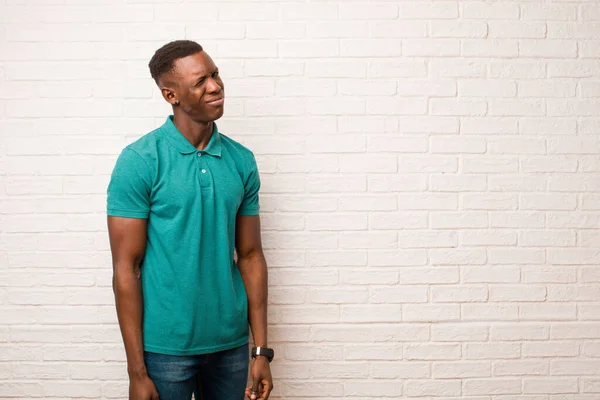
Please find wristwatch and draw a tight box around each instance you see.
[251,346,275,363]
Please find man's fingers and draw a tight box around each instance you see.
[250,378,261,400]
[260,379,272,399]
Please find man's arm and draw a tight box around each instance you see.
[235,214,273,400]
[235,214,268,347]
[108,216,158,399]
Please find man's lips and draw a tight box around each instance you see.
[206,97,224,106]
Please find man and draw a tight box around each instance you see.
[106,40,274,400]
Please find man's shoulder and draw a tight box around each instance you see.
[219,132,255,164]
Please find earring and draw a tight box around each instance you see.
[174,100,179,106]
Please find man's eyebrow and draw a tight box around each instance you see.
[192,68,218,84]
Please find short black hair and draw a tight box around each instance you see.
[148,40,203,84]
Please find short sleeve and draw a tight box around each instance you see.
[107,148,152,219]
[237,153,261,216]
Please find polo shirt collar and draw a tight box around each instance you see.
[162,115,222,157]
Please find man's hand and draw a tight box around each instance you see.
[245,357,273,400]
[129,374,159,400]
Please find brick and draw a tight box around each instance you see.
[464,379,522,395]
[524,378,578,394]
[432,286,488,303]
[404,380,461,397]
[462,304,519,321]
[520,303,577,321]
[466,343,521,359]
[398,154,458,173]
[403,304,460,322]
[371,361,429,379]
[434,361,491,378]
[491,324,550,341]
[523,341,579,357]
[308,22,368,38]
[431,324,489,342]
[489,286,546,302]
[405,343,461,360]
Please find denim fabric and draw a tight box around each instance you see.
[144,342,249,400]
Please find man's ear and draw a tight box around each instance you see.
[160,87,178,106]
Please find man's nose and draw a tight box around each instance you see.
[206,77,222,93]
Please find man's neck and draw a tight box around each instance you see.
[172,112,213,151]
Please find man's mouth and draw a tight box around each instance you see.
[206,97,224,106]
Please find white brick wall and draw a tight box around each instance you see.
[1,0,600,398]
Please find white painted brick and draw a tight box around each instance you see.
[429,59,488,78]
[341,305,401,323]
[430,174,487,192]
[368,136,427,153]
[459,80,517,98]
[520,303,577,321]
[431,286,488,303]
[430,99,487,116]
[488,22,547,38]
[307,22,368,39]
[434,361,491,378]
[547,285,600,301]
[522,267,576,284]
[367,96,426,116]
[522,4,578,21]
[339,231,397,249]
[339,3,398,20]
[431,324,489,342]
[524,378,578,394]
[552,359,600,376]
[371,20,427,38]
[520,118,577,135]
[521,157,578,174]
[399,267,459,284]
[339,195,397,211]
[404,39,460,57]
[491,323,550,341]
[583,378,600,393]
[403,304,460,322]
[399,2,458,19]
[519,80,577,98]
[523,341,579,357]
[430,248,487,266]
[368,60,427,78]
[344,380,402,397]
[461,230,517,246]
[462,39,519,58]
[371,361,429,379]
[464,379,522,395]
[280,3,338,21]
[398,193,458,210]
[430,212,488,229]
[431,21,487,38]
[344,345,402,361]
[489,174,546,192]
[489,286,547,302]
[404,379,461,397]
[462,304,519,321]
[308,250,366,267]
[519,230,576,247]
[280,40,340,58]
[368,250,427,267]
[369,212,427,230]
[431,136,486,154]
[462,193,518,210]
[405,343,461,360]
[397,230,457,248]
[547,212,600,229]
[490,61,546,79]
[370,286,428,304]
[466,343,521,359]
[463,3,519,19]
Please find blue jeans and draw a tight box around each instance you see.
[144,343,249,400]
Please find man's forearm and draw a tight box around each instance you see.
[238,254,268,347]
[112,265,147,377]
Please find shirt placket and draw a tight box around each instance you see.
[196,151,212,187]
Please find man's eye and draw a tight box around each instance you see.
[212,71,219,77]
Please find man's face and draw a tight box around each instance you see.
[162,51,225,123]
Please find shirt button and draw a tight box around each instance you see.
[201,169,206,174]
[197,152,202,157]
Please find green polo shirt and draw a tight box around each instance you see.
[106,115,260,356]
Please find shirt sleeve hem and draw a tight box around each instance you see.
[107,208,149,219]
